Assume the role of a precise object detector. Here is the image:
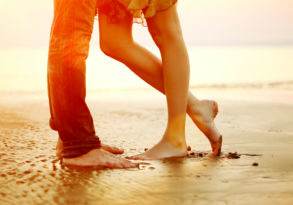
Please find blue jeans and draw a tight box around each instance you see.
[48,0,101,158]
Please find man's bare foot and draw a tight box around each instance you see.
[56,138,124,159]
[188,100,222,156]
[63,149,138,169]
[127,137,188,160]
[56,137,63,159]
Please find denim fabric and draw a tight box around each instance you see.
[47,0,101,158]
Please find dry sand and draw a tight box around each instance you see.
[0,88,293,205]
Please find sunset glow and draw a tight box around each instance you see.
[0,0,293,91]
[0,0,293,48]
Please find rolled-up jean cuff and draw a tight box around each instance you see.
[62,138,101,158]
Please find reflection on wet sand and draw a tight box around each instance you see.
[1,89,293,204]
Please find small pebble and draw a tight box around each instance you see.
[144,148,148,152]
[187,146,191,151]
[252,162,259,166]
[227,152,241,159]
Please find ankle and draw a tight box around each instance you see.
[187,93,199,107]
[187,102,198,117]
[163,133,187,149]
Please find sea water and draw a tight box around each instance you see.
[0,46,293,92]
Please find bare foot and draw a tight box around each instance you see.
[56,137,63,159]
[127,137,188,160]
[188,100,222,156]
[56,138,124,159]
[100,143,124,155]
[63,149,138,169]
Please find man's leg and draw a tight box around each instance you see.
[48,0,101,158]
[48,0,136,168]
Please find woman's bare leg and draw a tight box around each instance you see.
[129,5,191,159]
[98,6,222,156]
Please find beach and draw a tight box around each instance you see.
[0,87,293,204]
[2,0,293,203]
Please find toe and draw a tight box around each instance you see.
[212,135,223,156]
[56,138,63,159]
[108,155,139,169]
[101,144,124,155]
[126,154,146,160]
[211,100,219,118]
[126,155,139,160]
[122,160,139,169]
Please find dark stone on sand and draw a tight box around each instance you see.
[227,152,241,159]
[187,146,191,151]
[144,148,148,151]
[198,153,203,157]
[252,162,259,166]
[189,152,195,156]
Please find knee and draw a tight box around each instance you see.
[148,22,183,48]
[99,39,115,58]
[100,37,133,59]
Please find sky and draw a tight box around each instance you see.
[0,0,293,48]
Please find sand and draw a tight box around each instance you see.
[0,87,293,205]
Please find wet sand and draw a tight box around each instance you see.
[0,88,293,205]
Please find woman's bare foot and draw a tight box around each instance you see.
[63,149,138,169]
[56,138,124,159]
[127,137,188,160]
[188,100,222,156]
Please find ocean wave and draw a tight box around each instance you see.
[190,81,293,89]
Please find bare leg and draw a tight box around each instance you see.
[102,5,189,159]
[98,6,222,156]
[129,5,190,159]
